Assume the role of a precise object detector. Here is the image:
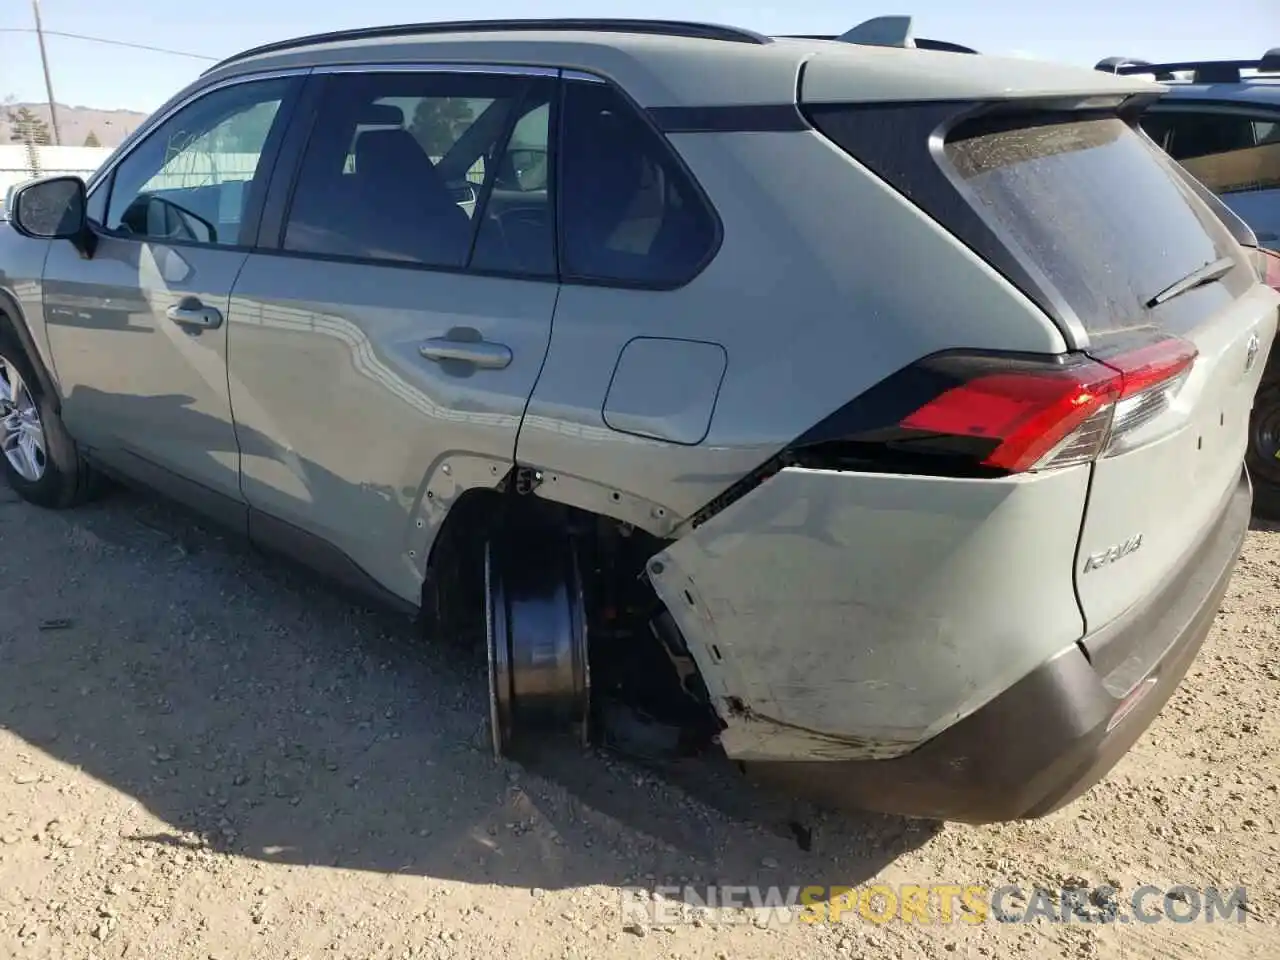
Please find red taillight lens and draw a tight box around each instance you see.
[895,337,1196,474]
[1104,337,1199,398]
[789,339,1198,478]
[1261,249,1280,292]
[1095,336,1198,445]
[901,363,1120,472]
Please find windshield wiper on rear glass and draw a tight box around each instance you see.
[1145,256,1235,309]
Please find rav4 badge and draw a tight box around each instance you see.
[1083,534,1144,573]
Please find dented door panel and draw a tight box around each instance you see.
[227,257,557,604]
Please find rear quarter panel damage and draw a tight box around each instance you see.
[646,464,1091,762]
[516,129,1069,536]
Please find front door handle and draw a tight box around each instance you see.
[166,298,223,330]
[419,336,512,370]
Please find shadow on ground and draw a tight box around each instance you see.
[0,481,938,897]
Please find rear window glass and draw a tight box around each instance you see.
[945,116,1234,336]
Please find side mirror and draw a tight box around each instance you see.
[9,175,95,257]
[123,194,217,245]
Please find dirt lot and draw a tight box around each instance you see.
[1,480,1278,960]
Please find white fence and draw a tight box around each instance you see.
[0,144,114,209]
[1,144,488,214]
[0,146,270,217]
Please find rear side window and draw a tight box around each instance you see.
[559,81,717,287]
[944,114,1236,337]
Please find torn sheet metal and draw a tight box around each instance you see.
[646,465,1090,762]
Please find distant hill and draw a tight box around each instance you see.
[1,102,148,148]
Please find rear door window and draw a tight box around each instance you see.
[282,71,554,272]
[468,99,556,276]
[944,114,1238,337]
[558,80,718,287]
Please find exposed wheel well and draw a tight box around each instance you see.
[422,479,721,757]
[0,297,63,411]
[1262,332,1280,385]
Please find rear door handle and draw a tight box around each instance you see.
[419,336,512,370]
[166,298,223,330]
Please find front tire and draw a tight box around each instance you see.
[0,320,96,508]
[1247,379,1280,522]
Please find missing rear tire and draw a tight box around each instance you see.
[1247,381,1280,521]
[485,524,590,757]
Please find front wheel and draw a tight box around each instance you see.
[0,323,96,508]
[1247,380,1280,521]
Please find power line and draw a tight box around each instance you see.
[0,26,217,60]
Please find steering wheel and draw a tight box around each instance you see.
[485,205,550,272]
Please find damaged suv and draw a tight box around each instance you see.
[2,18,1277,824]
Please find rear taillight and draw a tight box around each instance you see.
[789,338,1197,477]
[1099,336,1198,443]
[1260,249,1280,292]
[901,361,1119,472]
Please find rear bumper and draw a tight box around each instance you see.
[746,467,1251,824]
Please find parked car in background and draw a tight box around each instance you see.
[1097,51,1279,252]
[2,18,1278,824]
[1098,51,1280,516]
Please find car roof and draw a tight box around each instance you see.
[194,19,1157,110]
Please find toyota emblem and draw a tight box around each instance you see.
[1246,333,1261,373]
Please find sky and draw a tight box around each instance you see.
[0,0,1275,112]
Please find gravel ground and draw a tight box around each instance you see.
[1,480,1278,959]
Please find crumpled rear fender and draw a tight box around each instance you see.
[645,464,1090,762]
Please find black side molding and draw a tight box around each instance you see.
[82,448,417,617]
[249,509,418,616]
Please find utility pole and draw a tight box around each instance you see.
[30,0,61,145]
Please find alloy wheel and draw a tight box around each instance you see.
[0,354,46,483]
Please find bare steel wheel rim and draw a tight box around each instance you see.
[0,354,47,483]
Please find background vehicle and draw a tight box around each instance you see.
[1098,51,1280,517]
[2,17,1276,824]
[1098,50,1280,252]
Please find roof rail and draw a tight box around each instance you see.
[1093,57,1175,81]
[1094,49,1280,84]
[783,33,977,54]
[780,15,978,55]
[203,18,772,74]
[913,38,979,55]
